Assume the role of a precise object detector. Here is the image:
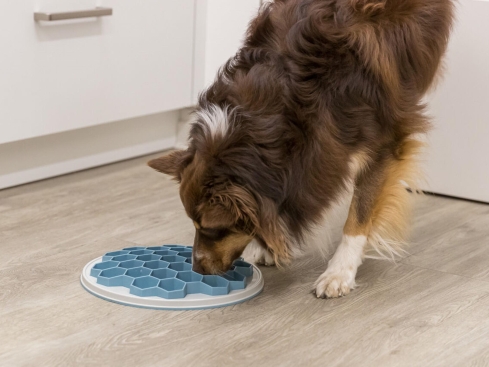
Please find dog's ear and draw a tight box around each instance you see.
[147,150,192,181]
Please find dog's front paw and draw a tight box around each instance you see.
[243,240,276,266]
[314,269,356,299]
[254,249,275,266]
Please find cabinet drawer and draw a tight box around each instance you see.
[0,0,195,144]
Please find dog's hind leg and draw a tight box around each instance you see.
[314,139,423,298]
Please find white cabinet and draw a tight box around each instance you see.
[0,0,195,144]
[193,0,262,101]
[0,0,262,189]
[425,0,489,203]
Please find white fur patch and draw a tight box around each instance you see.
[349,154,367,178]
[195,104,231,139]
[345,150,371,189]
[193,248,209,262]
[243,240,276,266]
[365,232,408,261]
[305,191,351,259]
[300,152,371,263]
[314,235,367,298]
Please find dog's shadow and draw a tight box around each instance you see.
[257,251,334,298]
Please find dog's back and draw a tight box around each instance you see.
[233,0,454,135]
[199,0,454,234]
[248,0,453,89]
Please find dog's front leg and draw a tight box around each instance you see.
[314,162,374,298]
[314,233,367,298]
[315,179,373,298]
[315,141,419,298]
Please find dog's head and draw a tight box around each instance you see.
[148,103,294,274]
[148,150,265,274]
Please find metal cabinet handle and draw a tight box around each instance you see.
[34,7,112,21]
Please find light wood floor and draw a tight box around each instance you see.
[2,153,489,367]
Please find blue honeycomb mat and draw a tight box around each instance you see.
[87,245,255,300]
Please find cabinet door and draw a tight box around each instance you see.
[424,0,489,203]
[0,0,195,144]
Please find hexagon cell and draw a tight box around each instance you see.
[91,245,253,299]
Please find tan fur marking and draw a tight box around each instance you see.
[344,140,424,259]
[365,139,424,259]
[215,233,253,259]
[199,233,252,274]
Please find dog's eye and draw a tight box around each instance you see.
[199,227,230,240]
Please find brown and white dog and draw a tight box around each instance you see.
[149,0,453,298]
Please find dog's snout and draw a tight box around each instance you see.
[192,258,205,274]
[191,246,205,274]
[192,247,234,275]
[191,228,251,275]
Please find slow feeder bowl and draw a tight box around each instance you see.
[81,245,263,310]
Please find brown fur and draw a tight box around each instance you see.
[148,0,454,275]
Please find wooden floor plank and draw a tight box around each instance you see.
[2,152,489,366]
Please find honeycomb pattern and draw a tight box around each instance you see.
[90,245,253,299]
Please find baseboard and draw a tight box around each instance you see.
[0,110,181,190]
[0,137,174,190]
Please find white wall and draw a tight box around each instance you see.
[424,0,489,203]
[192,0,261,102]
[204,0,261,84]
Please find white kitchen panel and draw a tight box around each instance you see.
[0,0,195,144]
[425,0,489,202]
[193,0,261,102]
